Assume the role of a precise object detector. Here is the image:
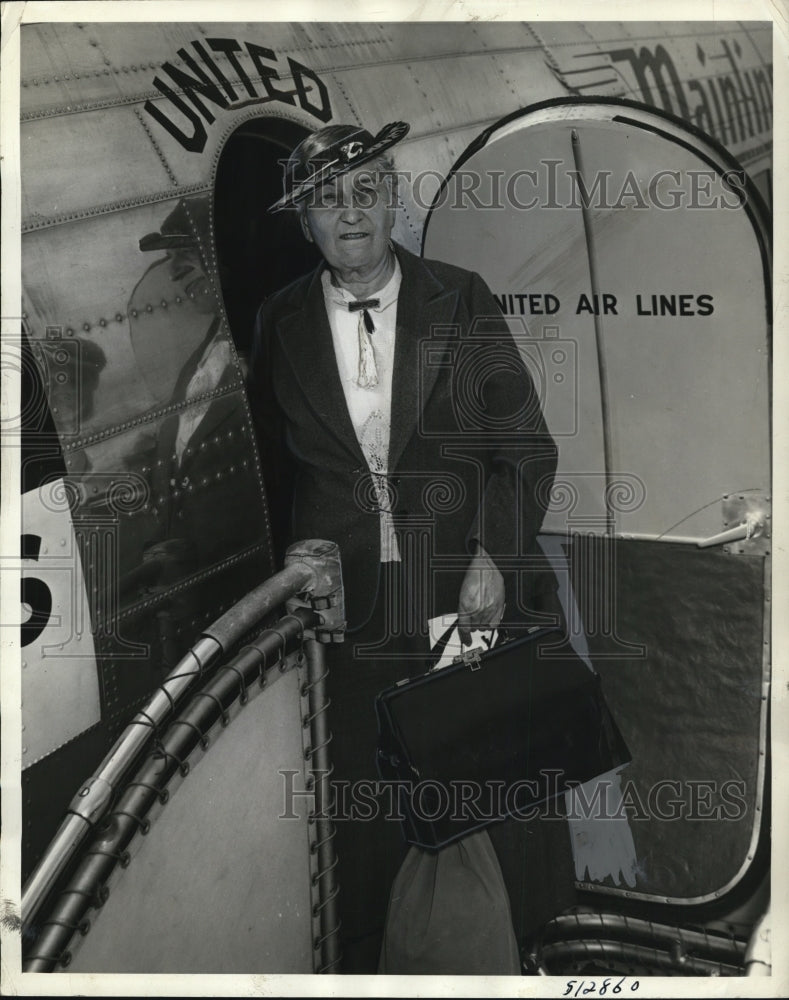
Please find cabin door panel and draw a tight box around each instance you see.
[422,100,770,908]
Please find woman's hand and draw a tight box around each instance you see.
[457,544,505,645]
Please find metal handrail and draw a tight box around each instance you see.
[745,906,771,975]
[23,610,317,972]
[304,638,341,972]
[540,912,746,962]
[22,558,318,932]
[539,939,741,976]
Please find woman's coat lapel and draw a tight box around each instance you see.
[272,244,460,472]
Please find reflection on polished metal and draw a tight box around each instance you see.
[537,912,747,966]
[22,557,319,933]
[745,906,771,976]
[284,541,344,969]
[716,492,771,556]
[284,539,346,642]
[538,939,743,976]
[304,639,341,972]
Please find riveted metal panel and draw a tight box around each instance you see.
[21,108,175,223]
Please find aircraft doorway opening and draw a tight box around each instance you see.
[214,117,322,362]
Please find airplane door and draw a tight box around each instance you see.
[423,100,770,917]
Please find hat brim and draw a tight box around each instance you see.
[269,121,410,213]
[139,233,198,252]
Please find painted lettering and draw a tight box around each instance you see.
[163,47,230,123]
[143,77,208,154]
[144,38,333,152]
[603,37,772,156]
[192,39,238,102]
[494,293,560,315]
[207,37,257,97]
[21,534,53,647]
[576,293,618,316]
[636,294,715,316]
[288,57,332,122]
[247,43,297,105]
[609,44,690,119]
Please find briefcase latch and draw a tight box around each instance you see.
[452,648,483,670]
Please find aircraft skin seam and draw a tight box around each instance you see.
[21,182,211,233]
[19,34,350,89]
[520,23,761,53]
[20,42,594,122]
[110,542,270,624]
[134,107,178,187]
[20,68,307,123]
[48,377,245,453]
[21,291,218,339]
[18,22,764,93]
[21,720,104,772]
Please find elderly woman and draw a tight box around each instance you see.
[248,122,570,972]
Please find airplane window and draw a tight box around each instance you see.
[214,117,323,362]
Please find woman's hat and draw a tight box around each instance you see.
[269,121,410,213]
[139,197,210,252]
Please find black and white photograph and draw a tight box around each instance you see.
[1,1,786,995]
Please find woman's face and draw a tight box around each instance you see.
[300,165,395,287]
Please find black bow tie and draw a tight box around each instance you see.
[348,299,379,334]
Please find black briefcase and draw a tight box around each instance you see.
[375,628,630,850]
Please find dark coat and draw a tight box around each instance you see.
[248,242,560,632]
